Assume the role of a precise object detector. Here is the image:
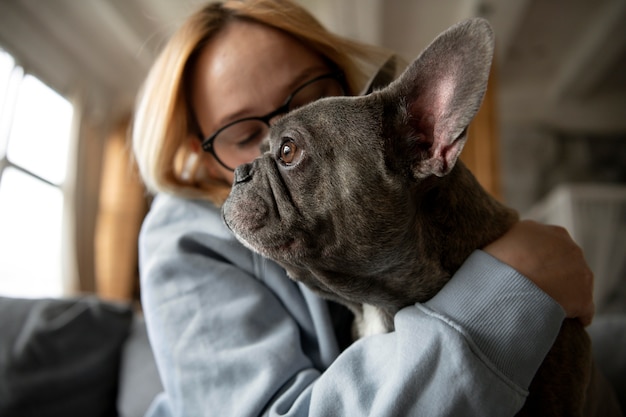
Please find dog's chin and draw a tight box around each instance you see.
[236,226,309,265]
[223,207,300,262]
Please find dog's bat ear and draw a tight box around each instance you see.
[386,18,494,178]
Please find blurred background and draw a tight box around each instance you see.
[0,0,624,310]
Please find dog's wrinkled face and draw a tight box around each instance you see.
[222,95,418,302]
[222,18,495,306]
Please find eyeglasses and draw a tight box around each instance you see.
[198,71,346,171]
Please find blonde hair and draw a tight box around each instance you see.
[132,0,393,206]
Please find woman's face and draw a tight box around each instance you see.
[190,20,336,185]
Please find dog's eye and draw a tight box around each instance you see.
[279,139,300,165]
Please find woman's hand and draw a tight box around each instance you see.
[483,220,595,326]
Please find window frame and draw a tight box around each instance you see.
[0,48,78,298]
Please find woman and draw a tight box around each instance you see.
[132,1,594,416]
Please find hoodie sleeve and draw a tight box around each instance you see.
[304,250,564,416]
[140,196,564,417]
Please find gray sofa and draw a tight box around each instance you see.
[0,296,162,417]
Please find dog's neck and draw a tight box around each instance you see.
[358,161,518,335]
[417,161,518,278]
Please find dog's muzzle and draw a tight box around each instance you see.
[234,163,254,185]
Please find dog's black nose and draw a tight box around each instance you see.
[234,163,254,184]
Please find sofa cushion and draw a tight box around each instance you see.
[0,296,133,417]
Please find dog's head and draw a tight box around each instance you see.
[222,18,494,306]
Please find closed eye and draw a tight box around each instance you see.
[237,129,265,149]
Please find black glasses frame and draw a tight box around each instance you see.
[198,71,346,171]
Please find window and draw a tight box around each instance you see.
[0,48,74,298]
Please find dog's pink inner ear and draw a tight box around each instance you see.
[407,73,458,144]
[404,74,470,179]
[396,18,494,179]
[432,75,457,115]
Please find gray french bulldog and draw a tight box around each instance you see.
[222,18,621,417]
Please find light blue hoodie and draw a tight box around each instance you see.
[139,193,564,417]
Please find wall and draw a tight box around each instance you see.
[501,127,626,214]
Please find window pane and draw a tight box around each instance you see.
[0,49,15,156]
[0,50,14,106]
[0,167,64,298]
[7,75,73,184]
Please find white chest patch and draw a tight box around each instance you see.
[358,304,388,338]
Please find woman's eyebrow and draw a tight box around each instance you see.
[212,65,332,130]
